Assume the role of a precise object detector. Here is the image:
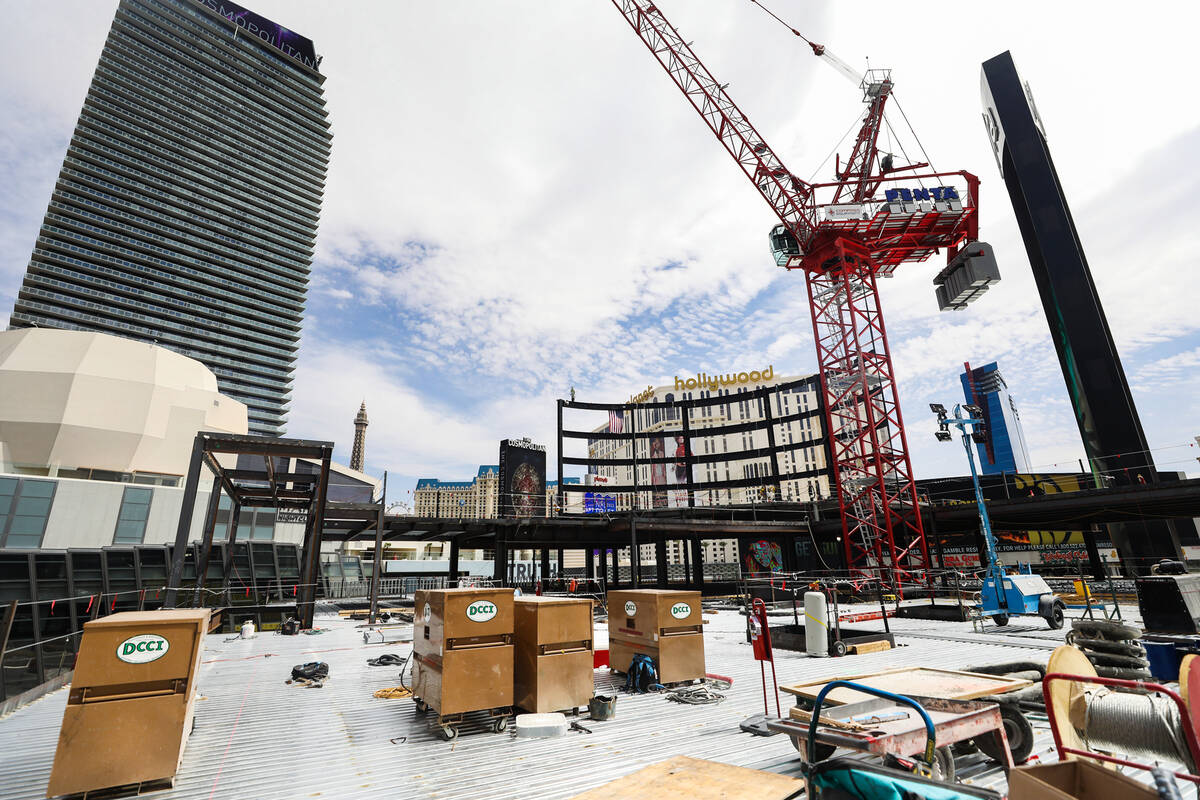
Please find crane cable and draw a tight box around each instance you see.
[748,0,816,47]
[749,0,939,179]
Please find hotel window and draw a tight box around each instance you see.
[1,478,57,547]
[113,486,153,544]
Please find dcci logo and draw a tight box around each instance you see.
[670,603,692,620]
[466,602,497,623]
[116,634,170,664]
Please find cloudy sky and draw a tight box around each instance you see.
[2,1,1199,506]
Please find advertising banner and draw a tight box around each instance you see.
[649,433,692,509]
[498,438,546,518]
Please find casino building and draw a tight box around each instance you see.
[7,0,330,436]
[584,366,835,566]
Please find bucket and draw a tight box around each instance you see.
[1143,640,1181,681]
[589,695,617,721]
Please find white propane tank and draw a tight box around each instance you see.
[240,620,257,639]
[804,592,828,657]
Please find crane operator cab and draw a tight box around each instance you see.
[769,224,802,269]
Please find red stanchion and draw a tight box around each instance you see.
[750,598,781,717]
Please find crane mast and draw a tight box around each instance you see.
[607,0,986,591]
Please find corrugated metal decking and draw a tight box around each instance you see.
[2,607,1069,800]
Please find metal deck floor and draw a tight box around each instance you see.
[0,607,1144,800]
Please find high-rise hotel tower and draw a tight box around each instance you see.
[8,0,330,436]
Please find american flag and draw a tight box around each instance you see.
[608,409,624,434]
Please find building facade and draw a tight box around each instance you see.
[8,0,331,436]
[586,369,832,506]
[414,465,500,520]
[584,367,833,566]
[961,361,1032,475]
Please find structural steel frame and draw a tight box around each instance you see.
[164,432,333,628]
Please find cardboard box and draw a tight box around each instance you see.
[1008,758,1158,800]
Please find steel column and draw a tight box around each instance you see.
[296,448,333,629]
[655,536,668,587]
[493,533,507,584]
[449,539,460,586]
[165,434,206,608]
[220,502,241,604]
[192,481,224,607]
[368,472,387,624]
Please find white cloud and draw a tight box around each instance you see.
[2,0,1199,492]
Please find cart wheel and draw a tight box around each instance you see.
[440,724,458,741]
[831,639,848,657]
[993,614,1009,627]
[1045,600,1065,630]
[492,715,509,733]
[933,747,956,782]
[789,736,836,761]
[414,698,428,713]
[977,705,1034,765]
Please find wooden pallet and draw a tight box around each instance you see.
[567,756,803,799]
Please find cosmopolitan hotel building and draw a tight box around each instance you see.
[585,367,834,565]
[7,0,330,436]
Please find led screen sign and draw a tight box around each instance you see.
[197,0,318,71]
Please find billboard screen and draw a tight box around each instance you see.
[648,433,692,509]
[198,0,319,70]
[583,492,616,514]
[499,438,546,518]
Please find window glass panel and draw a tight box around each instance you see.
[6,529,44,548]
[114,520,144,543]
[14,496,51,517]
[113,486,152,544]
[19,480,55,498]
[251,524,273,540]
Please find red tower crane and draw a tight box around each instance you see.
[607,1,986,592]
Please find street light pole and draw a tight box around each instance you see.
[931,403,999,578]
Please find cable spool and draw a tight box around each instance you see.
[1082,690,1193,770]
[1047,645,1196,773]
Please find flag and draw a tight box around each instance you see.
[608,409,624,434]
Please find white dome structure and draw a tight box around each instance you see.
[0,329,247,477]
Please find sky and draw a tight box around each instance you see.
[2,1,1199,509]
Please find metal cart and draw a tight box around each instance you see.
[767,680,1013,781]
[779,681,1005,799]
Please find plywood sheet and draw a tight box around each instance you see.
[780,667,1031,706]
[567,756,803,800]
